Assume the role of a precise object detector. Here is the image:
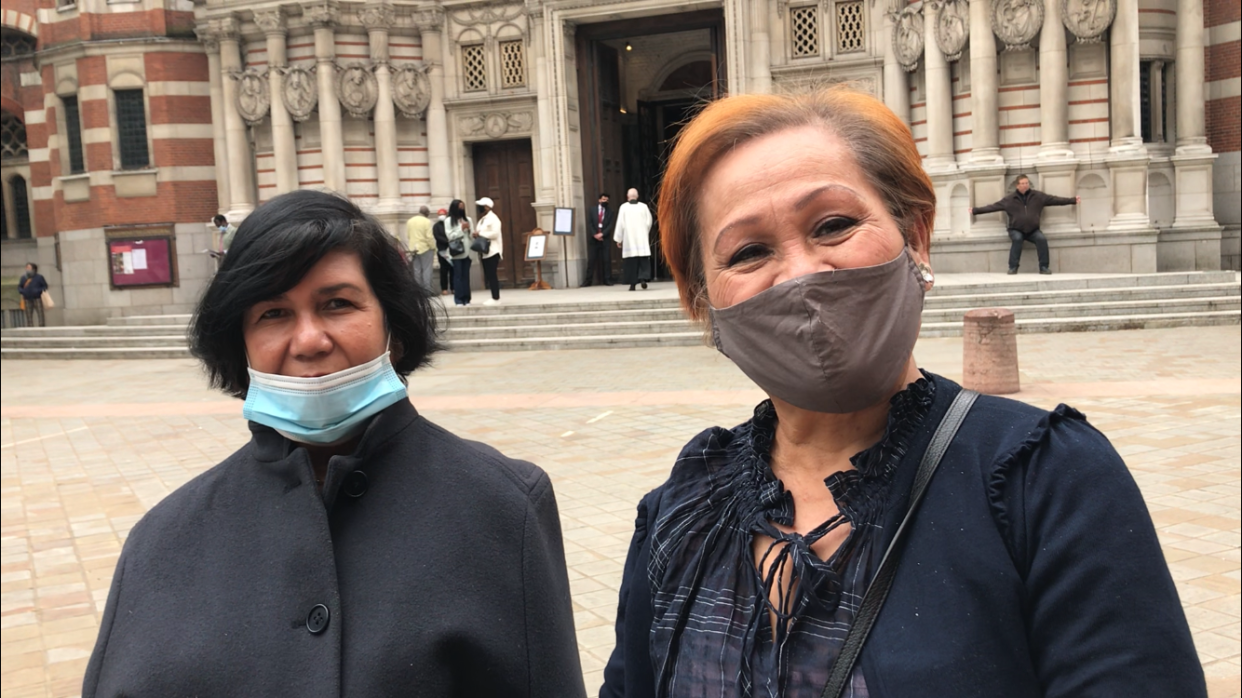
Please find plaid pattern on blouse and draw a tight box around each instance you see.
[646,377,936,698]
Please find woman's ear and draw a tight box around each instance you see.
[907,215,933,267]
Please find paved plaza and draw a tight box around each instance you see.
[2,326,1240,697]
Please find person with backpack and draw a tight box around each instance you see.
[446,199,473,306]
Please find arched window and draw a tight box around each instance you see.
[9,175,32,238]
[1,111,27,160]
[0,28,37,58]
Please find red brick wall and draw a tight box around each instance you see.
[1206,0,1241,26]
[1207,97,1241,152]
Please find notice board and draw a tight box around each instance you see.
[106,227,177,288]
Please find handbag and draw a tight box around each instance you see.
[471,235,490,255]
[448,237,465,257]
[820,388,979,698]
[41,290,55,309]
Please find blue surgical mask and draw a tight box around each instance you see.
[242,349,408,445]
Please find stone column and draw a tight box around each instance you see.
[1168,0,1219,266]
[882,5,909,123]
[1175,0,1208,151]
[968,0,1001,164]
[415,7,450,208]
[255,9,297,195]
[1105,0,1153,248]
[923,2,955,172]
[1109,0,1143,150]
[197,25,232,213]
[529,8,557,206]
[306,2,345,192]
[218,17,256,216]
[750,0,773,94]
[1037,0,1072,160]
[361,3,401,214]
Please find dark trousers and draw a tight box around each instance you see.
[622,256,652,287]
[480,254,501,300]
[23,297,45,327]
[584,237,612,285]
[1008,228,1050,270]
[451,257,472,305]
[439,254,453,292]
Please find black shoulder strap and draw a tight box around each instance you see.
[821,388,979,698]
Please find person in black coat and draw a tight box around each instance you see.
[82,190,586,698]
[970,174,1079,275]
[601,89,1204,698]
[18,262,48,327]
[583,192,617,286]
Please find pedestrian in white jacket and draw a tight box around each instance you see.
[475,196,503,304]
[615,188,654,291]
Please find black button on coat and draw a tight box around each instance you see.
[82,400,587,698]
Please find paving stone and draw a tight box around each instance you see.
[1,326,1239,698]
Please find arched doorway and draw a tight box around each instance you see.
[575,10,726,280]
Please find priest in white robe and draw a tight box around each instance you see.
[614,188,654,291]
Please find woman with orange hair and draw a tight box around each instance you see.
[600,89,1204,698]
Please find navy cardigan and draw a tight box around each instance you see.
[601,374,1206,698]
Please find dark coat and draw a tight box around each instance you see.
[83,399,587,698]
[18,272,47,300]
[588,202,617,239]
[973,189,1076,234]
[602,374,1205,698]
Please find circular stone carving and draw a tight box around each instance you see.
[992,0,1044,51]
[484,113,509,138]
[892,7,924,72]
[936,0,970,62]
[282,66,318,122]
[392,65,432,118]
[1060,0,1115,43]
[235,69,270,126]
[337,65,379,118]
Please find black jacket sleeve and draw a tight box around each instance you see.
[601,493,658,698]
[1041,192,1077,206]
[523,474,589,698]
[996,411,1206,697]
[972,198,1008,215]
[82,536,129,697]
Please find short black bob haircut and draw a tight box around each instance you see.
[189,190,440,398]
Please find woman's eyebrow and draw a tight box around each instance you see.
[314,282,365,296]
[793,184,861,212]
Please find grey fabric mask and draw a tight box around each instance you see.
[708,248,926,413]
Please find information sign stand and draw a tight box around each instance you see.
[525,230,552,290]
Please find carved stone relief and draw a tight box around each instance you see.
[458,111,534,138]
[357,3,395,30]
[337,64,379,118]
[992,0,1044,51]
[253,9,285,35]
[936,0,969,62]
[1061,0,1115,43]
[235,69,270,126]
[392,64,432,118]
[449,3,523,27]
[302,2,339,28]
[892,7,924,72]
[282,66,318,122]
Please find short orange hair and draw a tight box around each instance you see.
[658,88,936,320]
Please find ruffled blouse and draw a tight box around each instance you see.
[646,375,936,698]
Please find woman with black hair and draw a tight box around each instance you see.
[446,198,473,306]
[82,190,586,698]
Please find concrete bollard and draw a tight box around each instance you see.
[962,308,1020,395]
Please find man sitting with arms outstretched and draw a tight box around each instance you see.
[970,174,1079,275]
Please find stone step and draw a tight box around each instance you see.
[0,335,188,349]
[439,296,1240,340]
[4,310,1236,358]
[0,346,193,360]
[441,310,1240,352]
[435,283,1241,328]
[1,325,188,338]
[107,314,194,327]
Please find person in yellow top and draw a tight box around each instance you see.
[405,206,437,293]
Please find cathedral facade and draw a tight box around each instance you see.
[2,0,1238,322]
